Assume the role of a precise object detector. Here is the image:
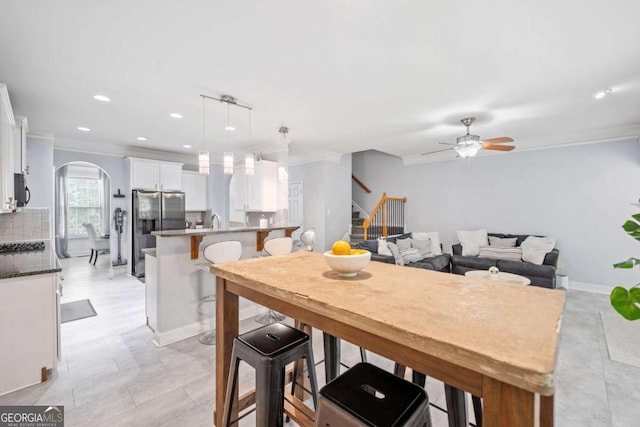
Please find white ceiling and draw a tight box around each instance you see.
[1,0,640,165]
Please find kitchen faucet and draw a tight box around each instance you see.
[211,213,221,230]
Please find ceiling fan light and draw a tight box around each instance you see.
[455,145,481,158]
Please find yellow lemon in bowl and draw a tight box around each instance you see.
[331,240,351,255]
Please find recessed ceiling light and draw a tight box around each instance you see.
[225,126,236,131]
[137,137,147,141]
[592,89,613,100]
[183,144,192,148]
[77,127,91,132]
[170,113,183,119]
[93,94,111,102]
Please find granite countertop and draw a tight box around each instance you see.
[152,225,299,237]
[0,241,62,279]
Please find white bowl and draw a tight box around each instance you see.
[323,250,371,277]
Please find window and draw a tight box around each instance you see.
[67,177,103,236]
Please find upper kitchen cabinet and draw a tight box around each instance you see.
[13,116,28,174]
[182,171,207,211]
[128,158,183,191]
[0,83,17,211]
[230,160,278,212]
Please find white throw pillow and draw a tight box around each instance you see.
[478,246,522,261]
[521,236,556,265]
[488,236,517,248]
[400,248,424,263]
[412,232,442,256]
[377,238,392,256]
[411,238,431,253]
[396,237,412,251]
[456,229,489,256]
[386,242,404,266]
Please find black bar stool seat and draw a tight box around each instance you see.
[315,362,432,427]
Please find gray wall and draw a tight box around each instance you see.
[25,137,54,211]
[353,139,640,290]
[289,154,352,252]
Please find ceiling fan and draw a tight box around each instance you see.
[421,117,515,158]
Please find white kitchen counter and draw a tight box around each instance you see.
[144,226,299,346]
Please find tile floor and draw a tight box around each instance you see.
[1,256,639,426]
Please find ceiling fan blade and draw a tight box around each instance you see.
[483,144,515,152]
[421,147,455,155]
[482,137,513,144]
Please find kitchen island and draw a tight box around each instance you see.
[145,225,298,346]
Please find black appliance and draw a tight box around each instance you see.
[14,173,30,207]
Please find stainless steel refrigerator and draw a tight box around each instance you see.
[132,190,186,277]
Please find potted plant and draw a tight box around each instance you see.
[610,213,640,320]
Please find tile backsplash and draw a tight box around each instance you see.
[0,208,51,243]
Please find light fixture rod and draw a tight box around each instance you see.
[199,94,253,110]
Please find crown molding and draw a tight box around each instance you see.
[288,149,343,166]
[26,133,54,141]
[0,83,16,126]
[402,125,640,166]
[54,137,196,164]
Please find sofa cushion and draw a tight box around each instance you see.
[377,239,392,256]
[451,255,497,270]
[457,229,488,256]
[396,237,412,251]
[412,232,443,256]
[488,236,517,248]
[356,239,379,254]
[521,236,556,265]
[496,260,556,279]
[387,242,404,266]
[478,246,522,261]
[409,254,451,272]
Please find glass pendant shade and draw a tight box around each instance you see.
[224,152,234,175]
[245,153,255,176]
[198,151,210,175]
[278,165,288,183]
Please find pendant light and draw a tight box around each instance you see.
[199,96,210,175]
[278,126,289,183]
[223,96,234,175]
[245,109,255,175]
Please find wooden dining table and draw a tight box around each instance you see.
[210,251,565,427]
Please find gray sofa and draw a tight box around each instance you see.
[451,233,559,288]
[353,233,451,273]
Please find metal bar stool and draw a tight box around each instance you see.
[315,362,432,426]
[221,322,319,427]
[198,240,242,345]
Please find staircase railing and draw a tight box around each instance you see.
[362,193,407,240]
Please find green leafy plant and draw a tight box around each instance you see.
[610,214,640,320]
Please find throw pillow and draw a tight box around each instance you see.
[488,236,517,248]
[386,232,412,244]
[410,238,432,257]
[377,238,392,256]
[521,236,556,265]
[356,239,379,253]
[411,232,443,256]
[400,248,424,264]
[386,242,404,266]
[478,246,522,261]
[396,237,412,251]
[456,229,489,256]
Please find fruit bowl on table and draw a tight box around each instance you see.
[323,249,371,277]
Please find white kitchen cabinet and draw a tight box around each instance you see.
[13,116,27,174]
[0,83,16,211]
[128,158,183,191]
[182,171,207,211]
[230,161,278,212]
[247,160,277,212]
[0,273,59,395]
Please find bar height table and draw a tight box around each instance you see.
[210,251,565,427]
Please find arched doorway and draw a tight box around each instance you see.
[54,162,111,259]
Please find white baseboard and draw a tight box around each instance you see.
[151,304,269,347]
[569,281,612,295]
